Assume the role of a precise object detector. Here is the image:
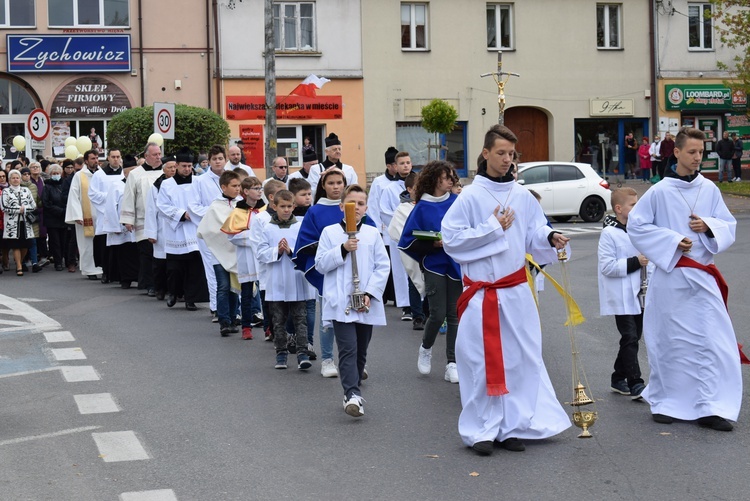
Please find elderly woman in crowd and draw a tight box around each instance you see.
[1,170,36,276]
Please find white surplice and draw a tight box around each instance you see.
[441,175,571,446]
[64,168,102,277]
[157,177,200,255]
[89,169,124,236]
[248,211,273,290]
[102,179,135,246]
[144,184,166,259]
[120,164,163,241]
[379,181,409,307]
[627,173,742,421]
[255,219,316,302]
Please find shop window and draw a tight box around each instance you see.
[596,4,621,49]
[1,0,35,27]
[401,3,428,50]
[486,4,513,50]
[273,2,316,52]
[0,80,36,115]
[51,119,107,157]
[48,0,129,28]
[396,122,467,176]
[688,3,713,50]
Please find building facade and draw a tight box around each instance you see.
[361,1,653,179]
[216,0,364,178]
[1,0,214,160]
[655,0,748,173]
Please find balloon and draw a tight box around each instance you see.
[12,135,26,151]
[76,136,92,154]
[65,145,79,160]
[148,133,164,147]
[64,137,77,148]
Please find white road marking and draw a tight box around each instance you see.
[0,367,61,379]
[554,225,603,235]
[0,294,61,332]
[74,393,121,414]
[92,431,150,462]
[60,365,100,382]
[120,490,178,501]
[50,347,87,361]
[0,426,101,446]
[44,331,75,343]
[16,298,52,302]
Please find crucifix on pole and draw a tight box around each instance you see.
[480,51,520,126]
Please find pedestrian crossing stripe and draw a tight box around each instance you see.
[552,225,603,235]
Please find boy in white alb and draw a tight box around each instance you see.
[597,187,649,399]
[255,190,315,370]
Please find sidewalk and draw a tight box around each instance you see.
[614,178,750,214]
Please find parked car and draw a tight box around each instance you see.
[517,162,611,222]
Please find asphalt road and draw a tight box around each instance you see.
[1,213,749,500]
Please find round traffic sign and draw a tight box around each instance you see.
[157,108,172,134]
[27,108,51,142]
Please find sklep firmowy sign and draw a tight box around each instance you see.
[6,35,131,73]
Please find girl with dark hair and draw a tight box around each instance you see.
[399,161,462,384]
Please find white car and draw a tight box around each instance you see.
[517,162,611,222]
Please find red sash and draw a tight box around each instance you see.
[456,267,527,396]
[676,256,750,365]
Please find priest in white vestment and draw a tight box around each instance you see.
[628,127,745,432]
[89,148,124,282]
[64,149,102,278]
[441,125,571,456]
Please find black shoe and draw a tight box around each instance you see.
[630,383,646,400]
[22,264,29,272]
[121,282,132,289]
[100,274,109,284]
[471,441,493,456]
[610,380,630,395]
[147,288,156,297]
[185,302,198,311]
[32,263,43,273]
[413,317,425,331]
[220,324,232,337]
[155,291,165,301]
[166,295,177,307]
[497,437,525,452]
[251,313,263,327]
[697,415,733,431]
[229,325,239,333]
[55,265,64,271]
[652,413,674,424]
[87,274,98,280]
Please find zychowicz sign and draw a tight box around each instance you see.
[665,84,746,111]
[6,34,131,73]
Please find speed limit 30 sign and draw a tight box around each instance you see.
[153,102,175,140]
[28,108,51,142]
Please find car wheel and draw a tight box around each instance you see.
[552,216,572,223]
[579,197,605,222]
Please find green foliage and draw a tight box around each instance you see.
[107,104,230,155]
[711,1,750,108]
[420,99,458,135]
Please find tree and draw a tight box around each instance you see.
[711,1,750,103]
[420,99,458,161]
[107,104,230,155]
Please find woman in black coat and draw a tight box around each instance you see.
[41,165,70,271]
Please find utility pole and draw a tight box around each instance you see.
[264,0,276,179]
[480,51,520,126]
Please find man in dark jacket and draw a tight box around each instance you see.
[716,131,735,183]
[42,164,71,271]
[731,133,743,182]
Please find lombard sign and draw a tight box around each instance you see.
[7,34,131,73]
[665,84,746,111]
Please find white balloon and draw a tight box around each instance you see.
[12,135,26,151]
[148,133,164,147]
[76,136,92,154]
[65,145,79,160]
[64,137,77,148]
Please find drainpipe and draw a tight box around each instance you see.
[213,0,222,114]
[206,0,212,109]
[138,0,145,107]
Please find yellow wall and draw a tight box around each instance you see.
[222,79,365,181]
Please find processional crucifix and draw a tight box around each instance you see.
[480,51,520,126]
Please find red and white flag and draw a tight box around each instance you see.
[290,74,330,98]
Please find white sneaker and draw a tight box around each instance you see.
[321,358,339,378]
[444,362,459,383]
[343,394,365,417]
[418,346,432,375]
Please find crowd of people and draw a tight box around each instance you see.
[0,125,744,456]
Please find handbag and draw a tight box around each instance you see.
[26,211,38,224]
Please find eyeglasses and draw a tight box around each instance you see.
[276,165,288,169]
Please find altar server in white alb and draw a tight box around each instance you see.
[144,156,175,299]
[65,149,103,279]
[315,184,389,418]
[441,125,571,456]
[100,157,139,289]
[627,126,748,432]
[88,148,125,283]
[157,148,208,311]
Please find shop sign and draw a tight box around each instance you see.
[239,124,265,169]
[7,34,131,73]
[665,84,747,111]
[589,99,634,116]
[51,77,132,119]
[226,96,343,121]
